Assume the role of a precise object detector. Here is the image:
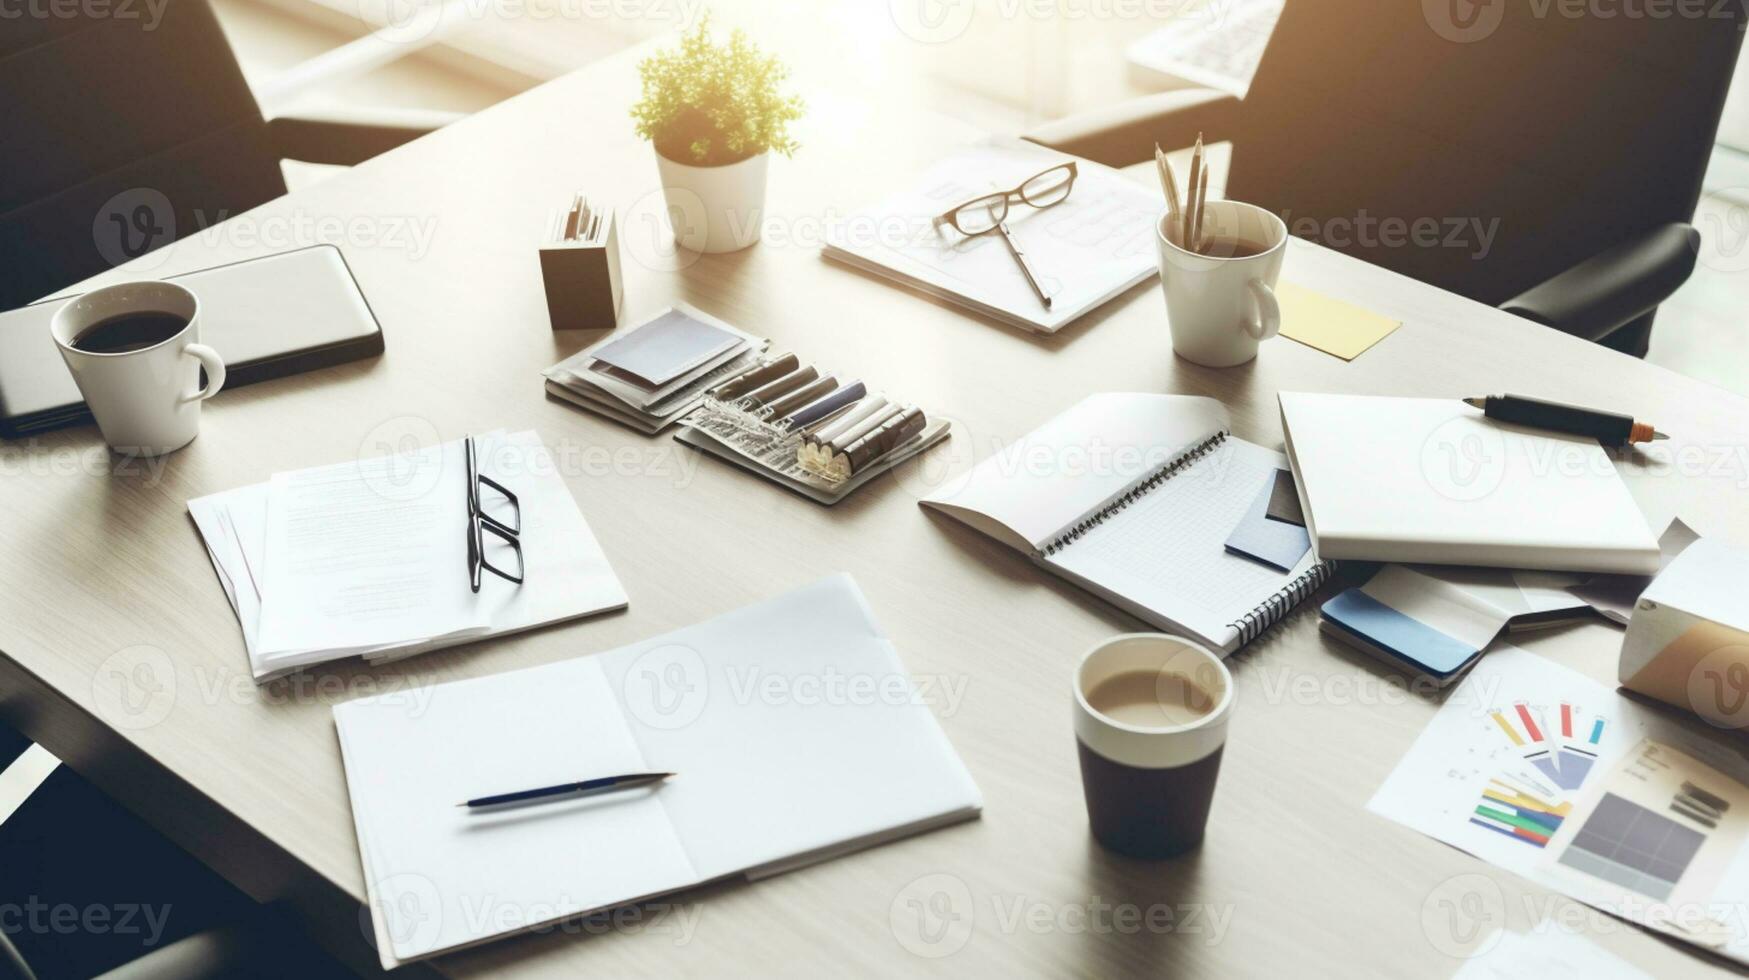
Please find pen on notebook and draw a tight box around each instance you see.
[460,772,673,810]
[1461,394,1669,446]
[996,219,1053,310]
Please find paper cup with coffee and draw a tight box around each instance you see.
[50,280,225,456]
[1155,200,1286,368]
[1073,634,1233,858]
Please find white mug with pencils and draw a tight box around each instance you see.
[1153,137,1286,368]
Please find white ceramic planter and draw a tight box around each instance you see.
[654,150,769,254]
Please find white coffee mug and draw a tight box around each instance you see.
[1155,200,1287,368]
[50,280,225,456]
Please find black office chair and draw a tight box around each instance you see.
[0,0,460,310]
[1024,0,1746,356]
[0,724,351,979]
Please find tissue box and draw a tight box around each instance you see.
[1620,538,1749,729]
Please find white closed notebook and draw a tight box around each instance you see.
[1278,392,1660,573]
[335,575,982,969]
[921,393,1331,653]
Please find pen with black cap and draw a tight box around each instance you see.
[460,771,673,810]
[1462,394,1668,446]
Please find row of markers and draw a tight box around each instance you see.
[707,353,929,482]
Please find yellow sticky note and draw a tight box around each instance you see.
[1277,282,1400,361]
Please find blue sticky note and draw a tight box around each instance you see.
[1224,470,1312,571]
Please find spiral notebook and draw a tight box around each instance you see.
[921,393,1332,653]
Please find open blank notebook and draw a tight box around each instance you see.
[921,393,1332,654]
[335,575,982,969]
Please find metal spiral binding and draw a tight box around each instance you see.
[1036,431,1230,558]
[1229,559,1336,646]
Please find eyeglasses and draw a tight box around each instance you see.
[466,435,524,593]
[931,162,1079,237]
[931,162,1077,309]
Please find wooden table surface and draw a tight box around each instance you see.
[5,43,1749,980]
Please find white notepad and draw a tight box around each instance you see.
[921,393,1331,653]
[822,141,1161,334]
[335,575,982,969]
[1278,392,1661,573]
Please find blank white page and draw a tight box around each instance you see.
[923,392,1228,552]
[598,574,983,882]
[334,657,700,966]
[259,441,484,655]
[1045,439,1316,648]
[471,430,628,634]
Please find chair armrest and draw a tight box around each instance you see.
[1020,88,1243,168]
[266,107,464,167]
[91,923,260,980]
[1500,223,1699,343]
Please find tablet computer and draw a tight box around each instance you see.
[0,244,384,437]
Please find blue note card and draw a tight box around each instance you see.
[1224,470,1312,571]
[1320,589,1483,678]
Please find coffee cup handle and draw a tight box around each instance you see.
[1244,280,1280,341]
[180,343,226,403]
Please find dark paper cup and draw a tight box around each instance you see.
[1072,634,1233,858]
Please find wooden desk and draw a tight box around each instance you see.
[4,45,1748,979]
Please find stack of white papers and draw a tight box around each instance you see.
[189,429,627,681]
[823,141,1162,334]
[336,574,982,968]
[543,304,767,433]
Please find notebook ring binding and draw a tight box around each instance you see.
[1228,559,1336,645]
[1037,431,1229,558]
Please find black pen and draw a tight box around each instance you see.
[460,771,673,810]
[1462,394,1669,446]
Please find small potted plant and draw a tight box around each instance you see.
[630,17,803,254]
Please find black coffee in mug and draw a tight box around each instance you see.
[70,312,189,354]
[1197,235,1272,259]
[1073,636,1232,859]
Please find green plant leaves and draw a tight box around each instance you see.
[630,15,805,167]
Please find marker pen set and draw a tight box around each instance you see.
[681,350,947,502]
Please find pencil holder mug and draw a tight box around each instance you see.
[1155,200,1286,368]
